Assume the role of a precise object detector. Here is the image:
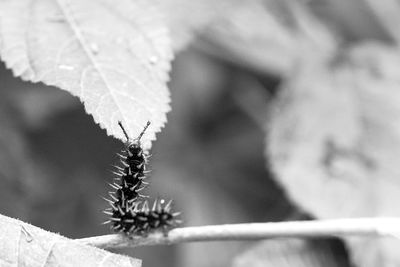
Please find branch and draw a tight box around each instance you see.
[76,218,400,249]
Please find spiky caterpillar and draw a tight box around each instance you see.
[104,122,181,235]
[105,199,181,234]
[110,121,151,204]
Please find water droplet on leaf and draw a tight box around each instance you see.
[90,43,99,54]
[149,56,158,65]
[58,65,74,70]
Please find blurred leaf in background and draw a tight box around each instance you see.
[233,239,351,267]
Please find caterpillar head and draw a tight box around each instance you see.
[127,141,143,157]
[118,121,150,153]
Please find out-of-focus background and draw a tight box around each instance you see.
[2,0,400,266]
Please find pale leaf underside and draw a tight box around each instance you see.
[0,213,141,266]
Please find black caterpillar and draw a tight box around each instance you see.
[112,121,150,203]
[103,121,181,235]
[105,199,181,235]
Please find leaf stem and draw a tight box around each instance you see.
[76,218,400,249]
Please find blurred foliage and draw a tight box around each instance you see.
[233,238,351,267]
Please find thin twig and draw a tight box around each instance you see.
[76,218,400,249]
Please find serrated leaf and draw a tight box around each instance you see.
[0,0,173,148]
[0,213,141,266]
[267,43,400,267]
